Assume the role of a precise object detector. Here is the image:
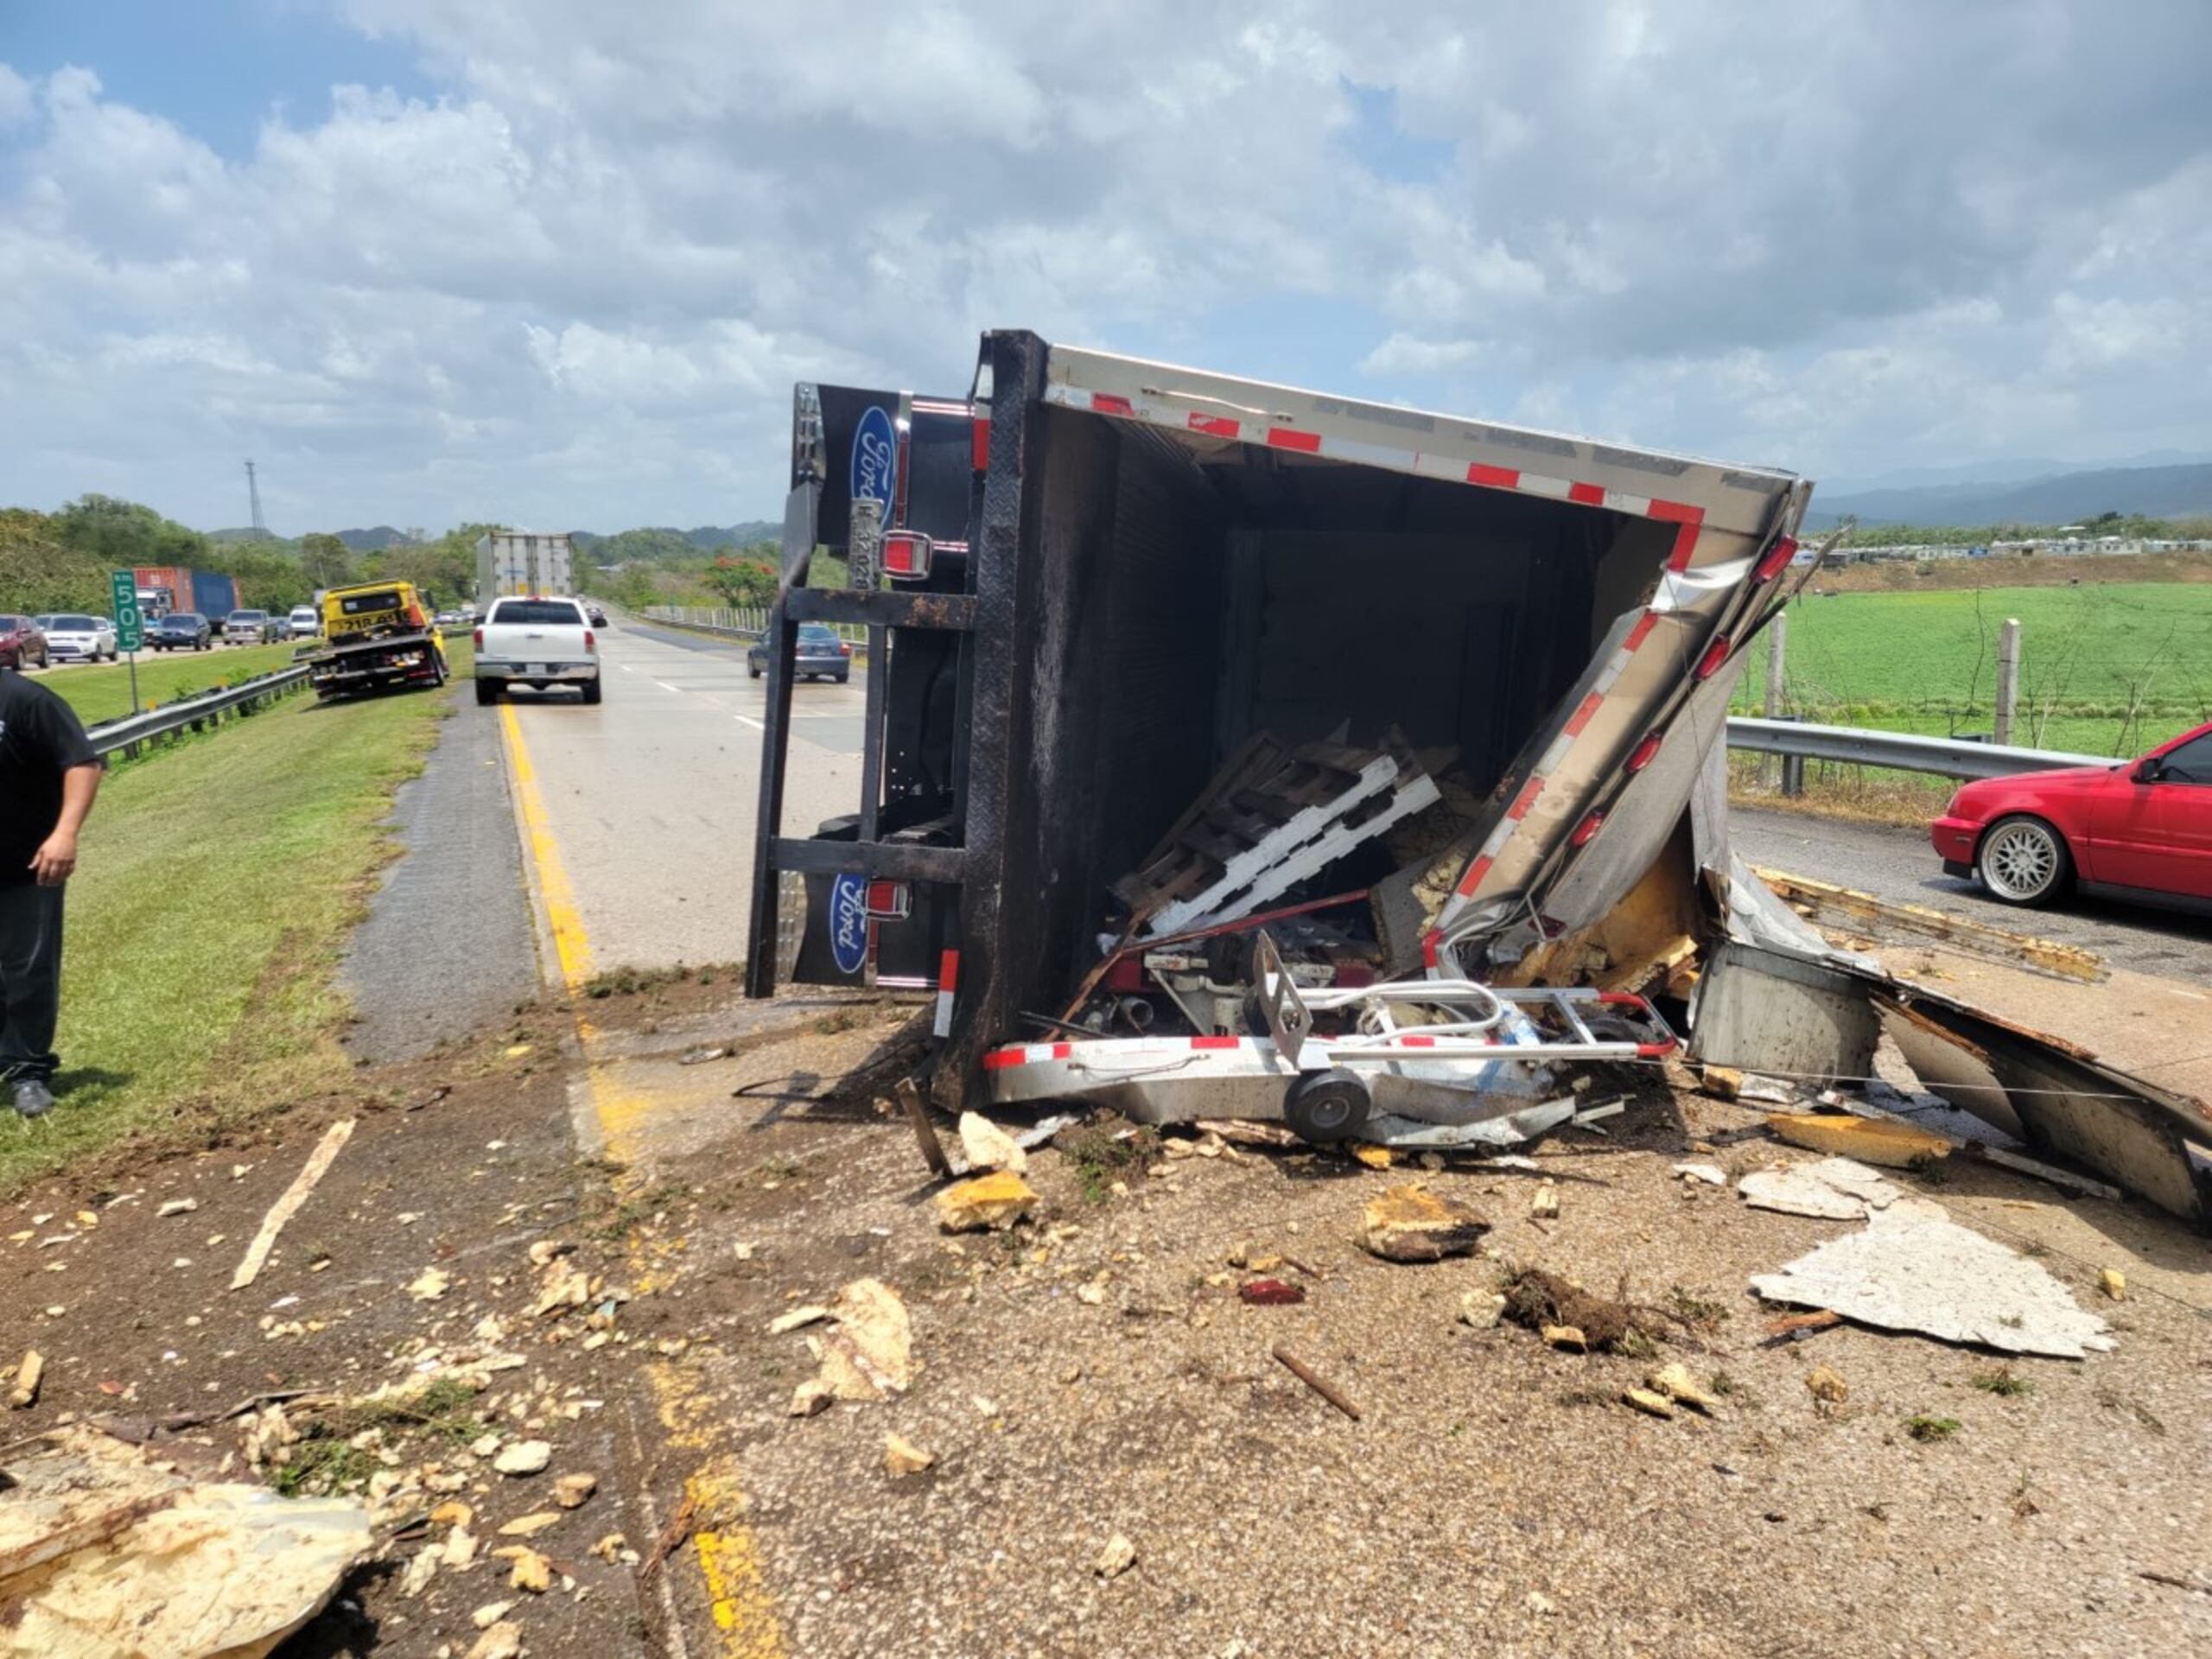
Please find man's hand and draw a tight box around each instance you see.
[30,830,77,886]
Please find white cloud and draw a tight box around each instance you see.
[0,1,2208,531]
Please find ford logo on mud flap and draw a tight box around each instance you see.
[829,872,869,976]
[850,405,897,515]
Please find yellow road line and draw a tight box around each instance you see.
[496,702,785,1658]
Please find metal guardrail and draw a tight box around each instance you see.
[1726,716,2111,783]
[88,666,311,760]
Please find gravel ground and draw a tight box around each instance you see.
[340,702,539,1063]
[595,997,2212,1659]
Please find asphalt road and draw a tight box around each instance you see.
[1733,804,2212,982]
[488,619,864,973]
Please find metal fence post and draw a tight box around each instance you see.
[1763,612,1788,790]
[1994,617,2020,746]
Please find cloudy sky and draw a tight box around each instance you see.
[3,0,2208,535]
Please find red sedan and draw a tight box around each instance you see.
[1931,720,2212,909]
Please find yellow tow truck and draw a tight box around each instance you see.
[303,580,449,700]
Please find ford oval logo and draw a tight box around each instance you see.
[850,405,897,514]
[829,872,869,976]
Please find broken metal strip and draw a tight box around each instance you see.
[1752,866,2106,983]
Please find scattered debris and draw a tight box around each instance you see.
[788,1380,834,1417]
[531,1260,591,1318]
[1541,1325,1588,1352]
[1806,1366,1850,1404]
[1458,1290,1507,1329]
[1905,1414,1961,1443]
[1094,1533,1137,1579]
[8,1350,41,1409]
[804,1278,915,1402]
[1357,1185,1490,1263]
[406,1267,452,1301]
[0,1426,371,1656]
[1766,1112,1951,1171]
[2099,1268,2126,1302]
[678,1046,728,1065]
[1622,1388,1675,1419]
[466,1621,524,1659]
[1762,1309,1845,1345]
[552,1472,597,1510]
[1351,1144,1395,1170]
[1751,1202,2114,1358]
[1271,1344,1363,1421]
[957,1111,1028,1174]
[1529,1182,1560,1220]
[1700,1065,1745,1101]
[156,1198,199,1218]
[1238,1278,1306,1306]
[1501,1268,1647,1352]
[496,1512,563,1537]
[639,1490,698,1580]
[935,1171,1039,1233]
[403,1084,452,1112]
[1673,1163,1728,1186]
[493,1440,553,1477]
[895,1077,954,1180]
[1648,1363,1723,1414]
[766,1305,832,1336]
[471,1599,513,1630]
[1526,1590,1559,1617]
[883,1433,937,1476]
[1738,1156,1904,1220]
[495,1543,553,1592]
[229,1117,355,1290]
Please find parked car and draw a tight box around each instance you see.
[148,612,213,652]
[474,595,601,705]
[289,605,321,639]
[223,608,280,645]
[747,623,851,683]
[1931,719,2212,911]
[0,615,48,670]
[434,610,464,627]
[33,613,118,663]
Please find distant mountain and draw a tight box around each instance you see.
[570,522,779,558]
[334,525,411,551]
[1818,450,2212,498]
[207,525,284,545]
[1807,462,2212,530]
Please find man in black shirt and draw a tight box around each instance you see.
[0,670,101,1117]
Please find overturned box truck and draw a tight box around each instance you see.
[747,332,2211,1226]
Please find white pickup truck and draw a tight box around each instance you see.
[474,595,602,706]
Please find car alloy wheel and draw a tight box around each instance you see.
[1980,817,2064,904]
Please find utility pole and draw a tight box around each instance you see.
[1764,610,1788,790]
[1994,617,2020,746]
[245,459,266,534]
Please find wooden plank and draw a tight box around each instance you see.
[229,1118,355,1291]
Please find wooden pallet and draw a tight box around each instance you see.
[1116,733,1440,940]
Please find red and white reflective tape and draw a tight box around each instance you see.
[1046,384,1707,552]
[933,949,959,1039]
[982,1040,1072,1071]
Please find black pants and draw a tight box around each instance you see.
[0,882,64,1084]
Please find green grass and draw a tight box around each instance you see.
[39,642,306,725]
[1734,582,2212,759]
[0,670,460,1195]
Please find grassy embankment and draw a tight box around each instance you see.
[0,639,477,1195]
[1729,581,2212,818]
[39,641,303,725]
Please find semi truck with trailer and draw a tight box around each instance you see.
[476,530,575,607]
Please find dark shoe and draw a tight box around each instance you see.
[12,1078,54,1118]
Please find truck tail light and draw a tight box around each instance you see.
[883,531,935,581]
[1570,811,1605,847]
[971,416,989,472]
[1624,731,1662,772]
[864,880,912,920]
[584,630,596,652]
[1694,635,1732,679]
[473,627,483,648]
[1754,536,1798,583]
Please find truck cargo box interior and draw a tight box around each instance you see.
[1014,401,1689,1003]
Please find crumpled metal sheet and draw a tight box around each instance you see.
[0,1428,372,1659]
[1750,1200,2115,1359]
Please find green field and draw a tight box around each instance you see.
[0,654,471,1195]
[1732,582,2212,758]
[37,641,304,725]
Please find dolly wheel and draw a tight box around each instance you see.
[1283,1068,1371,1144]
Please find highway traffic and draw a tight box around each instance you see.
[488,617,863,971]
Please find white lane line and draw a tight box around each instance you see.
[733,714,765,731]
[655,681,680,693]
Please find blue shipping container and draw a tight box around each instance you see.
[190,569,241,617]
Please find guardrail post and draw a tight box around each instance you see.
[1762,612,1787,789]
[1994,617,2020,746]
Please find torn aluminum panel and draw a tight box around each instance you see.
[1700,854,2212,1229]
[1750,1200,2115,1359]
